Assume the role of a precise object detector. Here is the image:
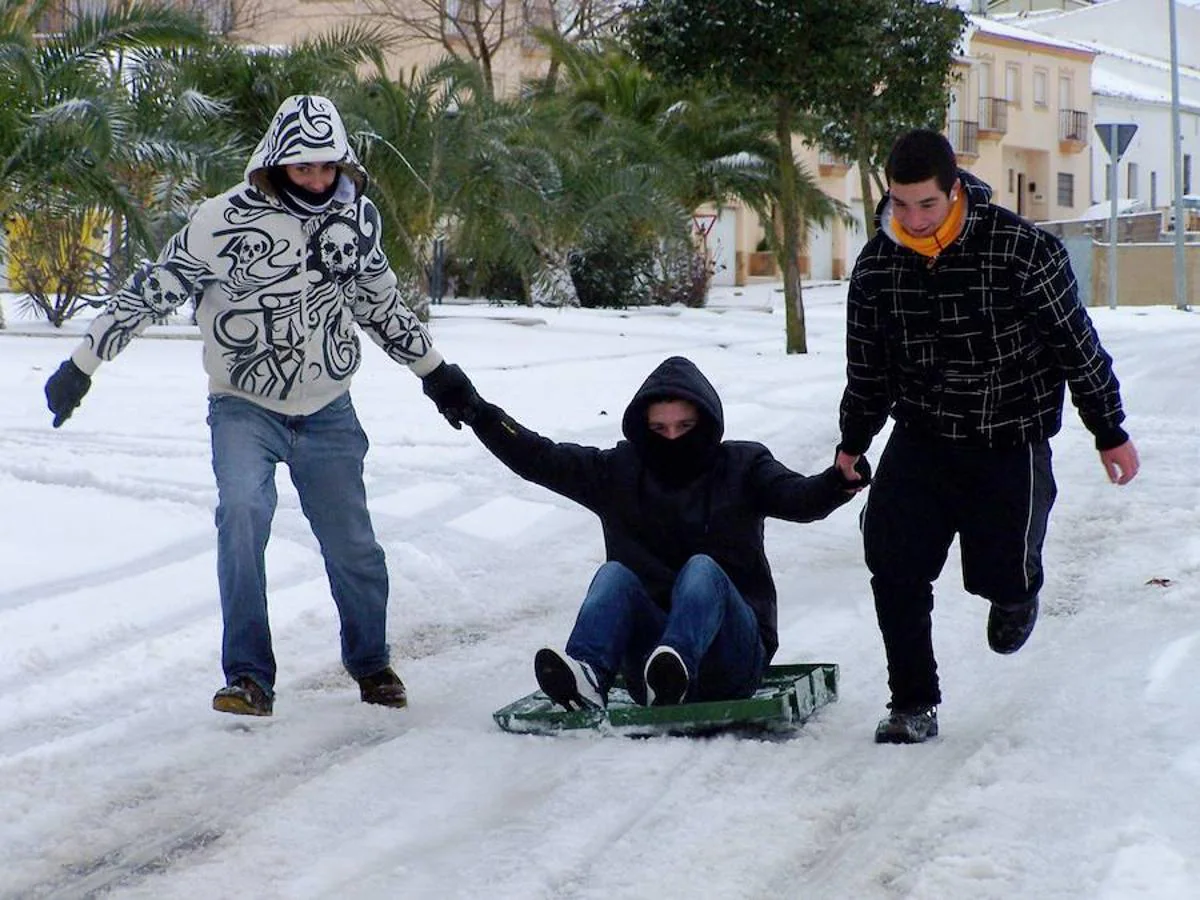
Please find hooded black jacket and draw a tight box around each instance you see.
[840,170,1127,455]
[472,356,853,661]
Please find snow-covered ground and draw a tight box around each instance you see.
[1,281,1198,899]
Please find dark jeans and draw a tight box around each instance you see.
[565,556,766,705]
[863,425,1057,709]
[208,392,390,694]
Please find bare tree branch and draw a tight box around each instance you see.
[362,0,517,96]
[360,0,625,96]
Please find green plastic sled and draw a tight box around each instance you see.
[492,662,838,737]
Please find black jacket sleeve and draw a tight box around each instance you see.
[470,403,609,511]
[839,267,893,456]
[743,446,856,523]
[1023,234,1129,450]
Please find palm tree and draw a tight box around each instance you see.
[539,37,849,301]
[165,21,396,185]
[0,0,212,322]
[346,56,683,307]
[114,22,396,272]
[340,57,478,292]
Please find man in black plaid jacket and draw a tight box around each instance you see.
[833,129,1140,744]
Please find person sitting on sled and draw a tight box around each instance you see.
[427,355,869,709]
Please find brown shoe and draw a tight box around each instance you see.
[357,667,408,708]
[213,676,273,716]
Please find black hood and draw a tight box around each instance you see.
[621,356,724,451]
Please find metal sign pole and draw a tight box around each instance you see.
[1096,123,1138,310]
[1170,0,1190,310]
[1109,129,1119,310]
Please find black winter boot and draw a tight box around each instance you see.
[874,706,938,744]
[988,596,1039,655]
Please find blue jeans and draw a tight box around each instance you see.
[208,392,390,694]
[565,556,765,705]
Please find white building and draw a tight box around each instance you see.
[1008,0,1200,208]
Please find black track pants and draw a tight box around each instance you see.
[862,425,1057,709]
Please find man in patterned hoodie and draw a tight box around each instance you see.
[43,95,474,717]
[834,129,1140,744]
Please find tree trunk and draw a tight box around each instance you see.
[774,97,807,354]
[856,116,879,240]
[858,152,877,240]
[530,248,580,307]
[108,212,125,293]
[543,57,561,92]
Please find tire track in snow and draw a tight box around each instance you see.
[0,533,214,612]
[2,320,825,898]
[757,426,1196,898]
[317,736,724,900]
[755,598,1115,900]
[0,507,586,885]
[5,577,599,900]
[15,717,406,900]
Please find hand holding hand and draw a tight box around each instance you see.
[45,359,91,428]
[421,362,482,430]
[833,449,871,492]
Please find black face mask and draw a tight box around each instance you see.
[639,421,718,488]
[266,166,339,216]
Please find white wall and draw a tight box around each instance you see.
[1029,0,1200,70]
[1017,1,1200,210]
[1090,96,1198,209]
[708,209,737,287]
[807,224,833,281]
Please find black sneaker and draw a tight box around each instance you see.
[534,648,606,710]
[874,706,938,744]
[213,676,273,717]
[357,667,408,708]
[988,596,1039,655]
[644,645,689,706]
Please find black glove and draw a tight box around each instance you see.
[45,359,92,428]
[832,455,872,490]
[421,362,482,430]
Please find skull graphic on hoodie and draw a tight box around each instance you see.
[71,95,440,416]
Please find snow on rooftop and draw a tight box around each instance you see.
[966,14,1094,57]
[1092,66,1200,110]
[1059,38,1200,80]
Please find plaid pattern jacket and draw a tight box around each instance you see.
[839,171,1127,454]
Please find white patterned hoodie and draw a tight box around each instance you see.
[70,94,443,415]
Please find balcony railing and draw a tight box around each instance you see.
[978,97,1008,135]
[1059,109,1089,144]
[818,151,852,175]
[948,119,979,158]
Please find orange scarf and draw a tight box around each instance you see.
[891,189,966,258]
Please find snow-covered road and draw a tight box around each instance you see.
[2,284,1197,899]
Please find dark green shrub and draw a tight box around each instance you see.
[569,231,655,309]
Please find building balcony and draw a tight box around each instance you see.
[978,97,1008,137]
[1059,109,1089,152]
[948,119,979,159]
[818,151,852,176]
